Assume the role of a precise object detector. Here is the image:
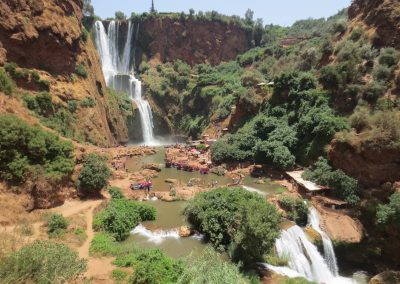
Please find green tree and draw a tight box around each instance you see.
[115,11,127,20]
[254,140,295,170]
[78,153,111,194]
[376,192,400,227]
[184,187,281,264]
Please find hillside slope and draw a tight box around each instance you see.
[0,0,130,147]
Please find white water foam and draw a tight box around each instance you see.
[131,224,205,244]
[241,185,267,196]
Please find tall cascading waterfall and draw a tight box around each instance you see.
[308,207,339,276]
[263,207,355,284]
[94,20,155,144]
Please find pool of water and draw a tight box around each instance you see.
[126,147,286,194]
[124,200,207,259]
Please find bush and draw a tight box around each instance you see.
[373,65,393,82]
[109,186,124,199]
[4,62,17,75]
[90,233,119,256]
[80,97,96,108]
[0,241,86,284]
[254,140,295,170]
[177,247,248,284]
[0,68,15,96]
[279,196,309,226]
[378,48,399,67]
[47,214,69,236]
[376,192,400,227]
[184,187,281,264]
[75,64,88,78]
[319,65,340,90]
[129,249,183,284]
[35,92,53,115]
[93,199,156,241]
[78,153,111,194]
[303,157,360,205]
[38,79,50,90]
[68,100,78,112]
[31,70,40,82]
[112,269,128,283]
[0,114,74,183]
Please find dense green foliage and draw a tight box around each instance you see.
[279,196,309,226]
[0,114,74,184]
[0,241,86,284]
[47,213,69,236]
[80,97,96,108]
[376,193,400,227]
[211,71,347,168]
[77,153,111,193]
[177,247,249,284]
[184,187,281,264]
[303,157,360,205]
[93,198,156,241]
[128,249,183,284]
[109,186,125,199]
[90,233,252,284]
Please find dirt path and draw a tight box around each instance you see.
[77,200,115,283]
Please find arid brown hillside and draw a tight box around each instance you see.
[0,0,130,146]
[138,17,251,66]
[349,0,400,49]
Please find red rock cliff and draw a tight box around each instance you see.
[349,0,400,48]
[138,17,251,65]
[0,0,130,146]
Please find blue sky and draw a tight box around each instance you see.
[91,0,352,26]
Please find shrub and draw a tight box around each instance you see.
[4,62,17,75]
[378,48,399,67]
[90,233,119,256]
[80,97,96,108]
[47,214,69,236]
[349,106,370,132]
[0,68,15,96]
[93,199,156,241]
[184,187,281,264]
[376,192,400,227]
[75,64,88,78]
[373,65,393,82]
[22,94,38,111]
[36,92,53,115]
[81,28,89,43]
[78,153,111,194]
[31,70,40,82]
[177,247,248,284]
[38,79,50,90]
[109,186,124,199]
[279,196,309,226]
[0,114,74,183]
[319,65,340,90]
[129,249,183,284]
[0,241,86,284]
[112,269,128,283]
[68,100,78,113]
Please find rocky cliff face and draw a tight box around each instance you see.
[0,0,129,146]
[137,17,251,66]
[349,0,400,49]
[329,138,400,187]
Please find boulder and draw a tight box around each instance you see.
[143,163,162,172]
[165,178,178,184]
[369,271,400,284]
[179,226,192,237]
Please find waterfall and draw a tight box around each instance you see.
[308,207,339,276]
[94,20,155,144]
[262,207,356,284]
